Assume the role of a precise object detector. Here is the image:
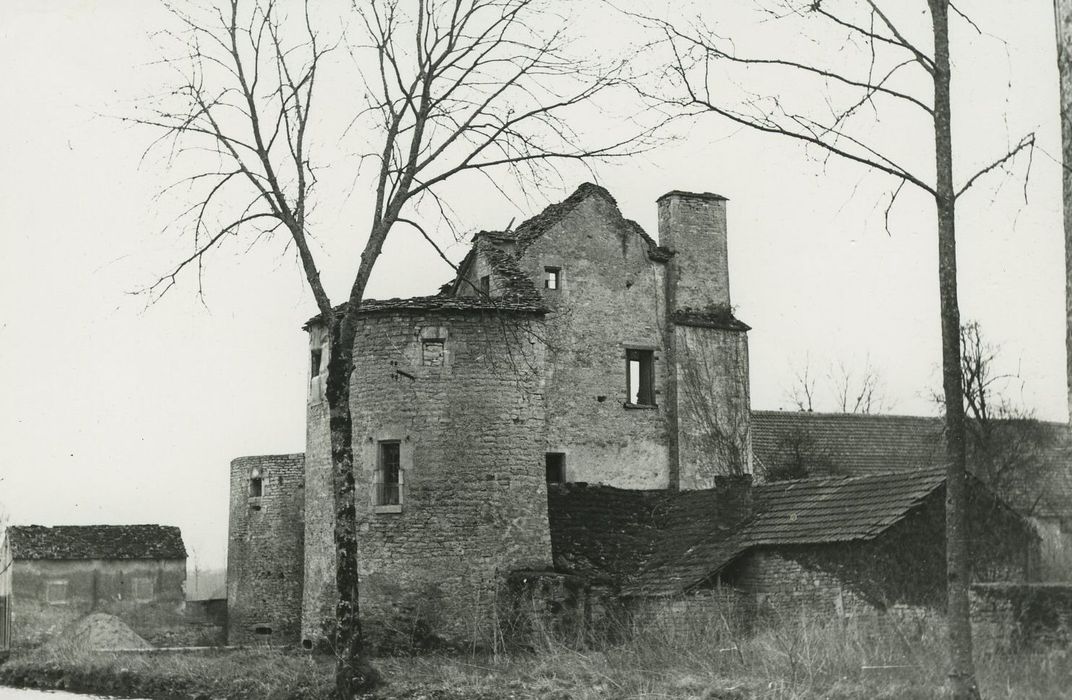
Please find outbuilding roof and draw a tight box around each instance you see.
[6,525,187,561]
[549,468,973,597]
[751,410,1072,518]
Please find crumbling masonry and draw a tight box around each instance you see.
[227,185,753,647]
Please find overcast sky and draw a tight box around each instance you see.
[1,0,1066,570]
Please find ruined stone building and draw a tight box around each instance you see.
[228,184,1039,648]
[0,525,187,649]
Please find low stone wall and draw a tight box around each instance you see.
[971,582,1072,647]
[504,570,623,648]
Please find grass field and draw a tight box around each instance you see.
[2,609,1071,699]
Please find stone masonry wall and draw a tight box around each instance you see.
[729,551,874,619]
[515,193,672,488]
[302,309,553,649]
[228,453,305,645]
[657,192,731,311]
[675,324,752,488]
[9,559,186,648]
[302,321,335,645]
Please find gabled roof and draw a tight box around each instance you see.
[751,410,1072,518]
[745,467,947,545]
[751,411,945,476]
[6,525,187,561]
[550,469,965,598]
[630,469,951,596]
[470,183,672,260]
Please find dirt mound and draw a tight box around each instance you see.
[48,612,153,651]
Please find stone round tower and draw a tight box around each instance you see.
[301,303,551,648]
[227,454,305,645]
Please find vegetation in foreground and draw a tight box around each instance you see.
[2,609,1071,699]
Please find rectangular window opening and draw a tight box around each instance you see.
[132,578,155,602]
[627,349,655,406]
[377,441,401,506]
[310,348,323,377]
[544,267,560,290]
[45,580,68,605]
[480,275,491,295]
[422,339,445,367]
[545,453,565,484]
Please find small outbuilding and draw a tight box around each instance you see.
[548,468,1039,624]
[0,524,187,649]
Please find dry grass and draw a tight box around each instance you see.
[3,608,1072,698]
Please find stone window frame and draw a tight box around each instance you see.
[417,325,450,370]
[421,338,446,367]
[373,440,404,514]
[308,331,329,404]
[624,345,659,409]
[544,266,561,290]
[132,577,155,602]
[44,579,68,605]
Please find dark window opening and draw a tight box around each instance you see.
[422,339,445,367]
[253,624,273,636]
[544,267,560,290]
[302,638,314,650]
[545,453,565,484]
[480,275,491,295]
[377,441,401,506]
[249,468,263,498]
[627,349,656,406]
[310,348,322,377]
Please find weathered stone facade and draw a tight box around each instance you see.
[224,183,1040,649]
[227,453,305,645]
[0,525,187,649]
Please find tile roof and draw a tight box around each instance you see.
[751,411,945,476]
[751,411,1072,518]
[630,469,950,596]
[6,525,187,561]
[745,468,947,545]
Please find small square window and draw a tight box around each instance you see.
[545,453,565,484]
[377,441,401,507]
[480,275,491,295]
[45,580,68,604]
[422,339,445,367]
[626,349,656,406]
[132,578,155,602]
[544,267,560,290]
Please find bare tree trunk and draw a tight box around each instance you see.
[325,320,370,697]
[930,2,979,698]
[1056,0,1072,427]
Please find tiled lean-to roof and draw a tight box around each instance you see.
[7,525,187,561]
[549,468,959,597]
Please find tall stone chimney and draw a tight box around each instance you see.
[657,190,731,311]
[657,190,752,490]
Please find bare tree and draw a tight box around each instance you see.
[136,0,640,694]
[634,2,1035,696]
[786,356,818,412]
[959,322,1055,515]
[787,356,889,414]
